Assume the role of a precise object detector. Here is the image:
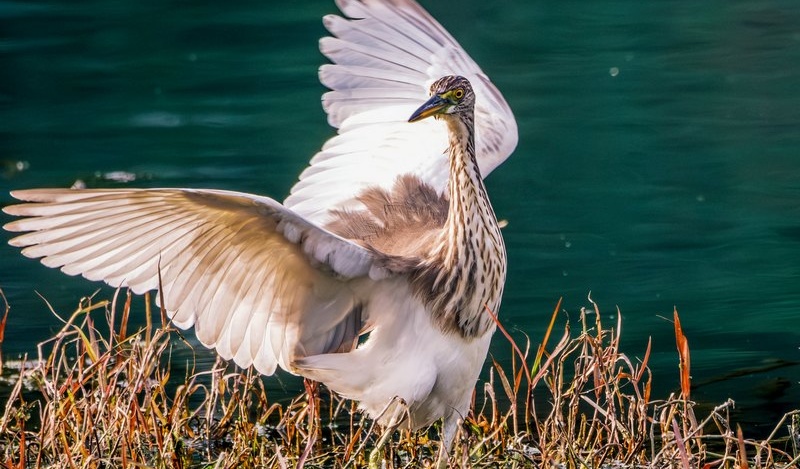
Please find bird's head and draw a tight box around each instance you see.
[408,75,474,123]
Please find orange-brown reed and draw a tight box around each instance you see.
[0,288,797,468]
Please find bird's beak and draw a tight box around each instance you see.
[408,95,448,122]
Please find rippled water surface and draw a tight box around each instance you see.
[1,0,799,433]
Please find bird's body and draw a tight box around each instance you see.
[301,77,506,438]
[299,277,494,432]
[3,0,516,460]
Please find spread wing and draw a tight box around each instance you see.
[284,0,518,224]
[3,189,386,375]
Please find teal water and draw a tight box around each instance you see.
[1,0,799,434]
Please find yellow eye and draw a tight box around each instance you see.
[453,88,464,100]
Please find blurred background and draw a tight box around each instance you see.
[1,0,798,436]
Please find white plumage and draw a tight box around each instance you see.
[288,0,516,223]
[3,0,517,464]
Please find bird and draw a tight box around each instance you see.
[2,0,517,465]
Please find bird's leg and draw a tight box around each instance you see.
[368,396,407,469]
[435,413,462,469]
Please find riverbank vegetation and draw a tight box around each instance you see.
[0,288,797,468]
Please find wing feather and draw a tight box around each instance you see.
[286,0,517,225]
[3,188,383,375]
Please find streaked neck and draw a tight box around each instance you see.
[430,113,505,337]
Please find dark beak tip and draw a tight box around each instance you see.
[408,111,423,123]
[408,95,445,123]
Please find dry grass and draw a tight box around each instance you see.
[0,288,798,468]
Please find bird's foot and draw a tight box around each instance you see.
[368,447,384,469]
